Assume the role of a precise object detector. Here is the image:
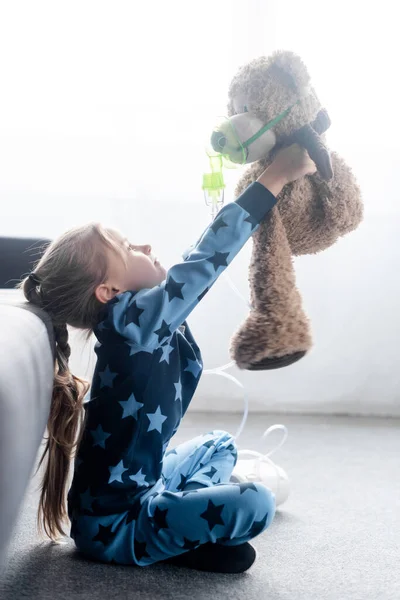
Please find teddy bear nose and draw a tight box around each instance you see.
[211,131,227,152]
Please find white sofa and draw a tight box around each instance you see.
[0,290,55,570]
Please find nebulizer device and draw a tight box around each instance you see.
[202,108,294,497]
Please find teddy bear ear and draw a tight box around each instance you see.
[269,50,311,97]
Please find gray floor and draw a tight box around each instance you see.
[1,412,400,600]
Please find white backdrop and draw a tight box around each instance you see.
[1,1,400,416]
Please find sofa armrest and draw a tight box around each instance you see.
[0,298,55,570]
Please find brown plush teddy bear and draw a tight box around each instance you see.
[211,50,363,371]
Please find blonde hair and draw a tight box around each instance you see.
[19,222,124,541]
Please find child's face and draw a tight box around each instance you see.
[95,229,167,304]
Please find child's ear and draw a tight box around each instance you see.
[95,283,119,304]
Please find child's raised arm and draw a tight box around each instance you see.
[99,145,316,349]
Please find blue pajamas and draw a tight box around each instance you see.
[71,430,275,566]
[67,182,277,566]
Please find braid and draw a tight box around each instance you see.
[37,316,88,540]
[24,275,72,373]
[54,323,71,375]
[54,323,70,357]
[21,271,89,540]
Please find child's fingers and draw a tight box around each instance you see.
[307,159,317,175]
[303,150,317,174]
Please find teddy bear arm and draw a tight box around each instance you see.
[321,151,363,235]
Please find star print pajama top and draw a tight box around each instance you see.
[67,181,277,566]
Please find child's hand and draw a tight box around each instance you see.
[272,144,317,183]
[257,144,317,197]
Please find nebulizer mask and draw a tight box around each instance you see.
[202,102,299,218]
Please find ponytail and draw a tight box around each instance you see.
[23,274,89,540]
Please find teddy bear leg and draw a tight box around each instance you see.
[230,208,312,370]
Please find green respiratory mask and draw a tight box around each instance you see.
[202,102,299,217]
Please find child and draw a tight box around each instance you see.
[22,145,315,574]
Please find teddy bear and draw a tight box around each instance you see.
[210,50,363,370]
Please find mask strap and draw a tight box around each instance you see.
[242,100,299,149]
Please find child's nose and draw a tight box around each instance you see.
[131,244,152,255]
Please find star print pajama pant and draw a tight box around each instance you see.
[74,430,276,566]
